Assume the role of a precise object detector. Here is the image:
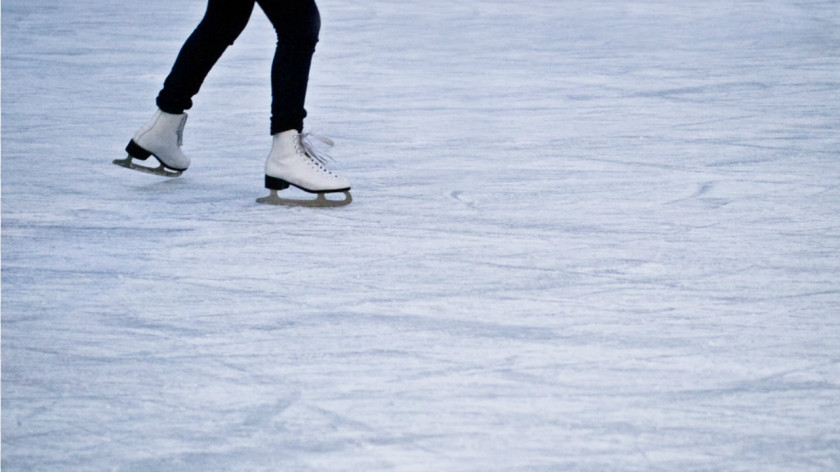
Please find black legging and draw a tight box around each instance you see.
[155,0,320,134]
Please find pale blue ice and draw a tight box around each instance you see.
[2,0,839,470]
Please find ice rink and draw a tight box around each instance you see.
[2,0,839,470]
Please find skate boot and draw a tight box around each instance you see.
[257,130,352,207]
[114,109,190,177]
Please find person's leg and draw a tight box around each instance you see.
[123,0,255,174]
[156,0,257,114]
[257,0,321,134]
[256,1,349,197]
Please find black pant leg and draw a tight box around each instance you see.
[156,0,256,114]
[257,0,321,133]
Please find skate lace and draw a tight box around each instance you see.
[297,132,336,172]
[176,114,187,146]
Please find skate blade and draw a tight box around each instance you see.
[113,156,183,178]
[256,190,352,208]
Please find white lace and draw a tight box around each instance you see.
[296,132,337,173]
[176,114,187,147]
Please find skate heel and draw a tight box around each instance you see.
[265,175,291,191]
[125,140,152,160]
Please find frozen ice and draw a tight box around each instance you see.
[2,0,839,470]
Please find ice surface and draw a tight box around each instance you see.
[2,0,839,470]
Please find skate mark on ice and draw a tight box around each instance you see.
[664,181,713,204]
[238,396,299,428]
[629,81,771,102]
[306,405,377,432]
[304,404,445,453]
[448,190,477,209]
[664,181,730,208]
[354,312,564,343]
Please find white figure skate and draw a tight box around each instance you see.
[257,130,352,207]
[114,110,190,177]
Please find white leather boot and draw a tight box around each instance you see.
[264,130,350,193]
[125,109,190,172]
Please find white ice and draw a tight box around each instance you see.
[2,0,839,470]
